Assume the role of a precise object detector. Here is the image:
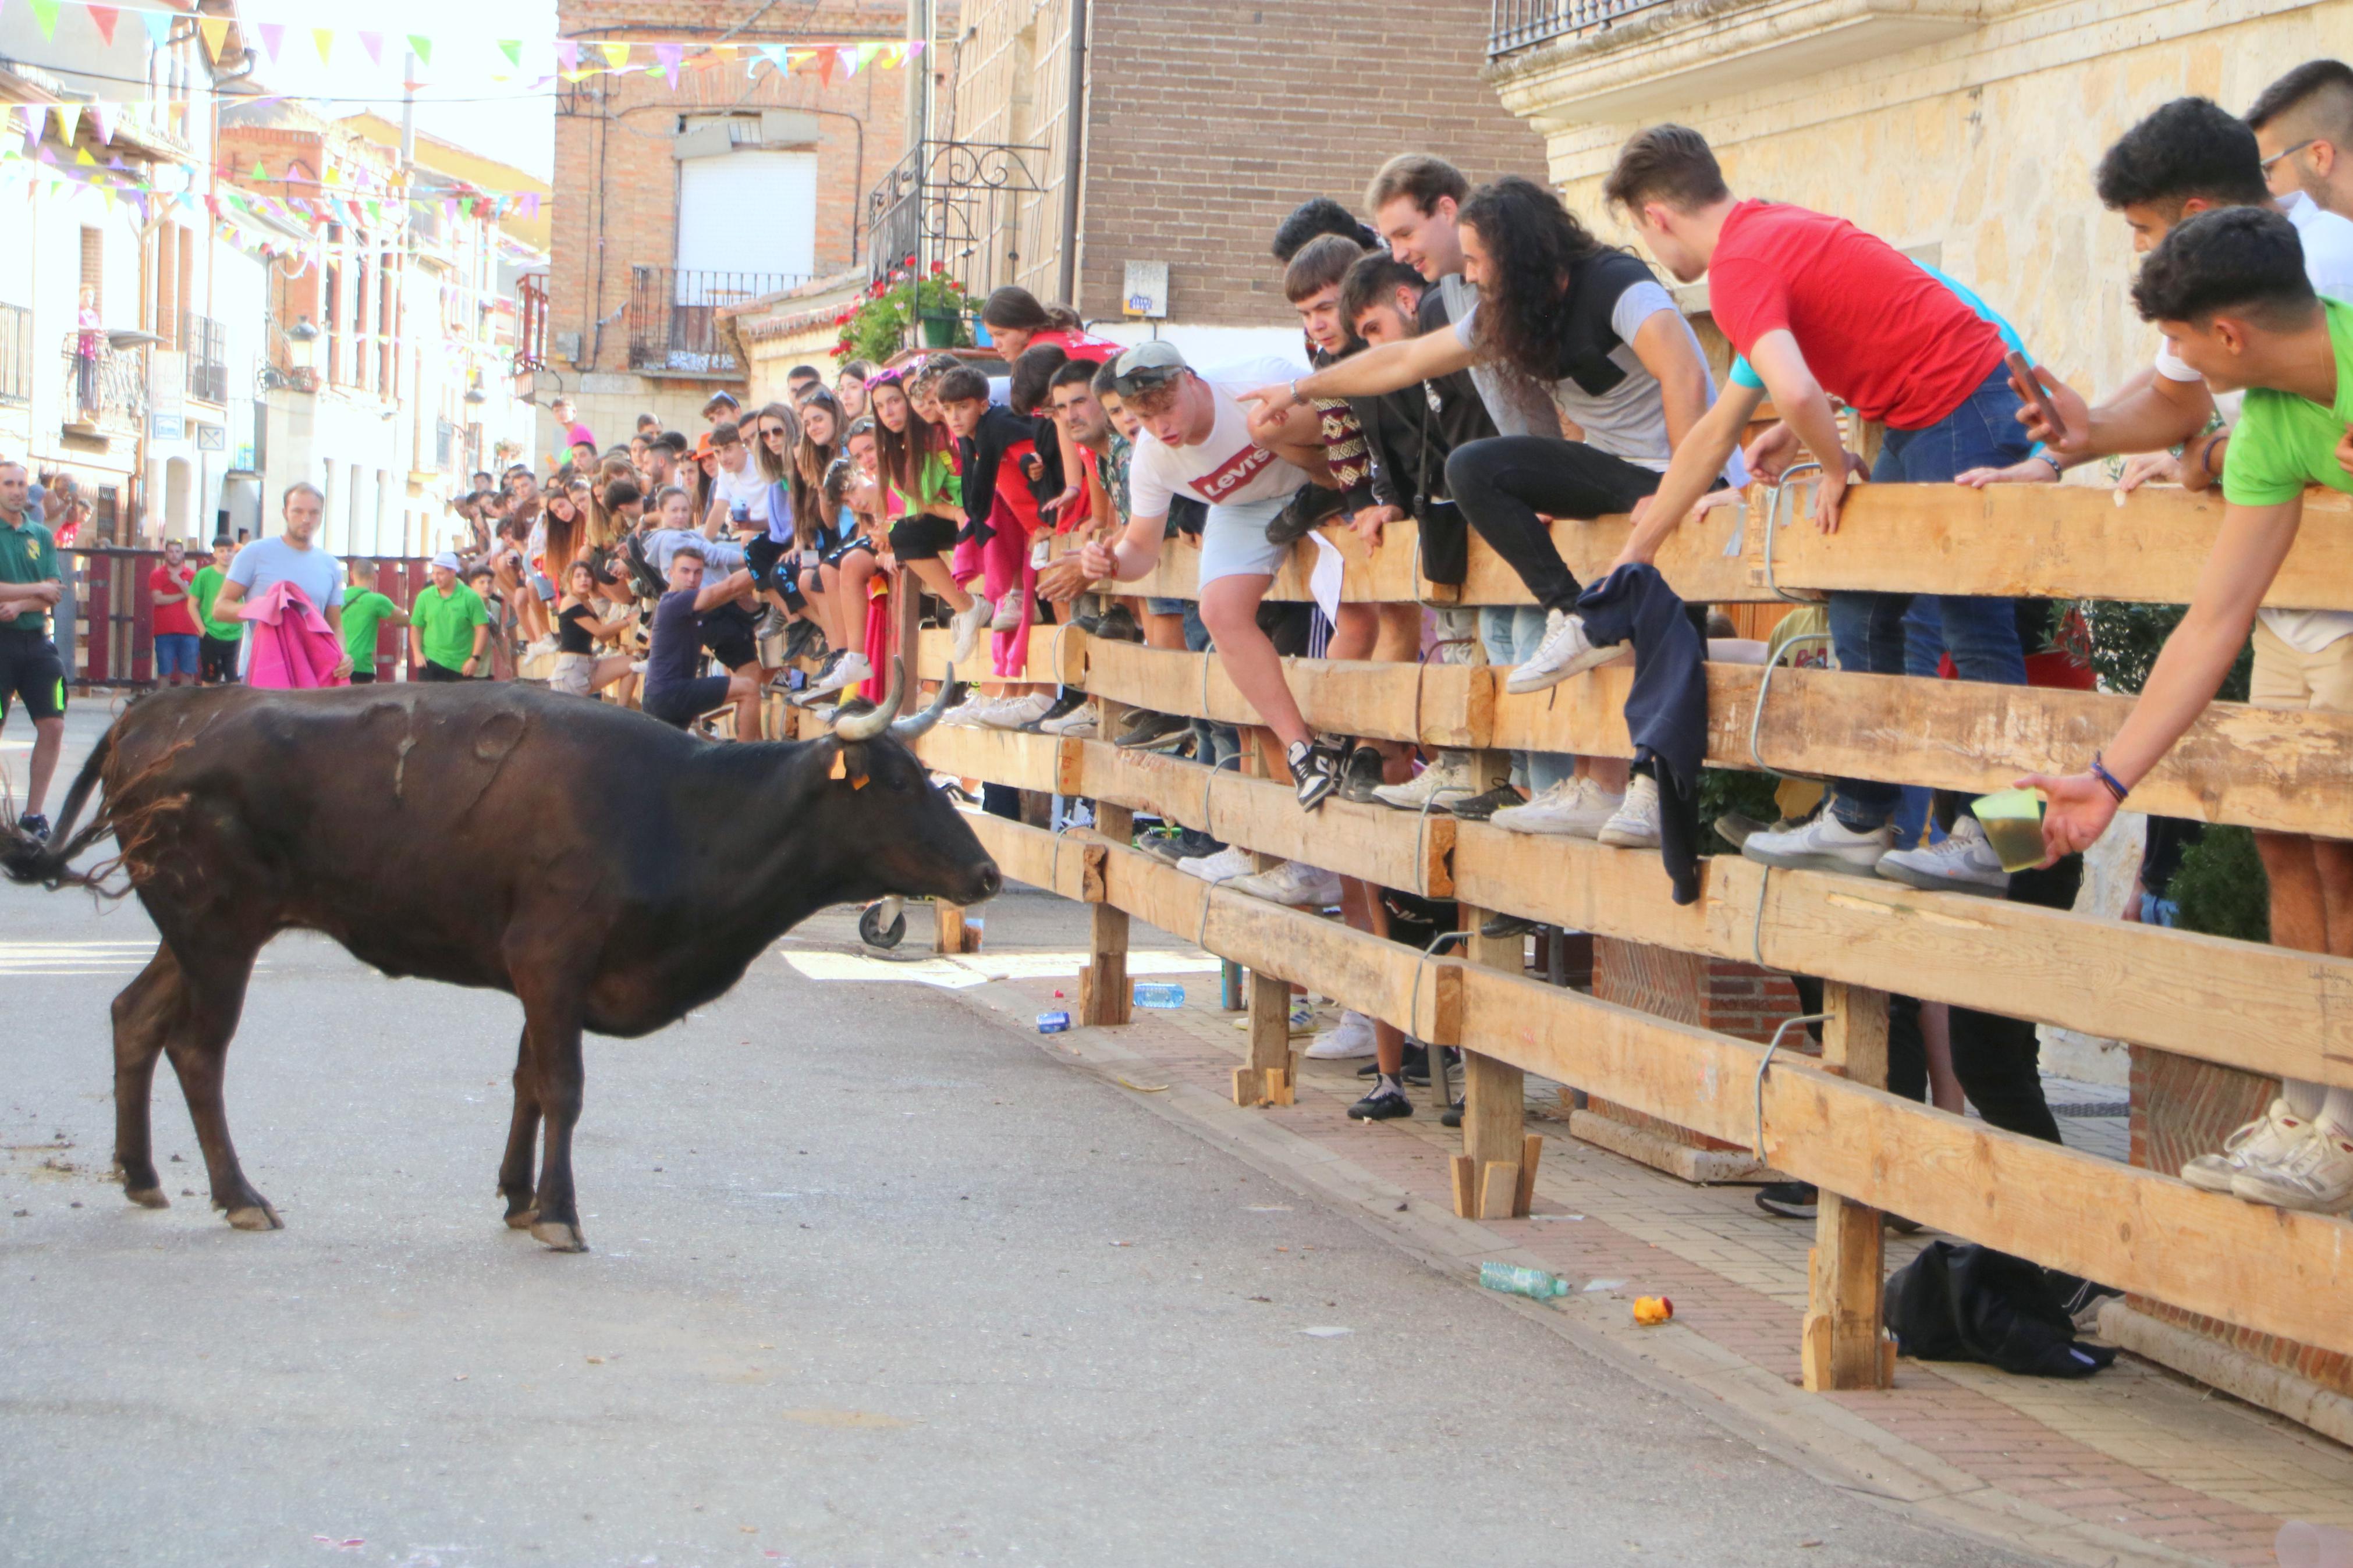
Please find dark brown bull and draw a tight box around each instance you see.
[1,662,998,1251]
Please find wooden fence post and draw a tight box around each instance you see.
[1457,905,1536,1218]
[1083,803,1133,1026]
[1237,968,1294,1107]
[1803,980,1893,1392]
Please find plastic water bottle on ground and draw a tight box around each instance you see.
[1037,1011,1070,1034]
[1131,983,1186,1009]
[1479,1261,1570,1300]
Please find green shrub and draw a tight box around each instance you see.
[2167,825,2270,943]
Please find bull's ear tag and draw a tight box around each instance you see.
[851,773,870,790]
[828,749,848,780]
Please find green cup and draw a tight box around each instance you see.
[1970,789,2048,873]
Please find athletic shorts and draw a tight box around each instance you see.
[418,661,467,682]
[152,632,200,679]
[199,635,240,683]
[889,514,959,561]
[2249,618,2353,713]
[349,670,377,684]
[1197,494,1290,586]
[824,535,877,570]
[703,602,759,672]
[0,628,65,720]
[745,533,792,593]
[643,674,731,728]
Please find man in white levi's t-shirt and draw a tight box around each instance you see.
[1074,340,1350,810]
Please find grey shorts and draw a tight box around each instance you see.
[1194,495,1290,586]
[550,651,596,696]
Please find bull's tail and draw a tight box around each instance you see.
[1,726,118,890]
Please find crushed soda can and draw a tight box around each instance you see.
[1036,1011,1071,1034]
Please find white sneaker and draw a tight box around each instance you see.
[1289,995,1319,1036]
[1178,845,1255,884]
[1503,608,1627,694]
[991,593,1025,631]
[2182,1098,2311,1193]
[1875,815,2009,897]
[1228,859,1343,908]
[527,635,560,657]
[1370,749,1477,812]
[1493,777,1620,837]
[2230,1118,2353,1213]
[1305,1009,1377,1059]
[940,692,999,728]
[797,650,872,703]
[1741,813,1894,876]
[950,595,993,664]
[979,692,1055,730]
[1038,701,1099,737]
[1596,772,1660,849]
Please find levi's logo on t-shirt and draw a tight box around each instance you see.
[1188,445,1276,502]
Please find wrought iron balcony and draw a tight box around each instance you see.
[627,267,803,376]
[864,139,1049,286]
[182,311,229,404]
[1489,0,1676,55]
[59,333,146,437]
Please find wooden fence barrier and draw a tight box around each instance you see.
[840,481,2353,1392]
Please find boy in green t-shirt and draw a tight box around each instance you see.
[190,536,242,683]
[2025,207,2353,1215]
[338,557,409,684]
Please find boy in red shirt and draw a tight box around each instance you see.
[148,537,201,686]
[1600,124,2036,877]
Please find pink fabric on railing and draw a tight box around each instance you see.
[239,580,347,690]
[980,494,1035,678]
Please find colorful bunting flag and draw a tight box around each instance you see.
[599,41,630,68]
[88,102,113,144]
[498,38,521,68]
[655,42,682,88]
[52,104,78,145]
[408,34,432,67]
[556,39,579,74]
[85,4,118,45]
[139,9,171,47]
[359,30,384,65]
[256,22,283,62]
[197,15,230,60]
[27,0,58,40]
[314,29,335,64]
[837,44,859,77]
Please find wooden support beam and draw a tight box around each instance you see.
[1053,520,1426,606]
[1084,641,1492,749]
[1243,970,1293,1106]
[1804,983,1891,1393]
[1098,844,1458,1047]
[1076,740,1453,897]
[1085,805,1134,1027]
[1458,825,2353,1091]
[909,725,1075,796]
[1459,906,1529,1219]
[1453,962,2353,1359]
[960,811,1100,902]
[934,900,971,955]
[915,625,1088,688]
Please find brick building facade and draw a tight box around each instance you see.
[929,0,1544,343]
[548,0,916,438]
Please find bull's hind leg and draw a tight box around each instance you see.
[109,947,185,1208]
[497,1027,541,1229]
[157,941,276,1231]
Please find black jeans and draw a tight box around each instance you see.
[1445,436,1664,613]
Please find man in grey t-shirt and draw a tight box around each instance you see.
[209,482,348,681]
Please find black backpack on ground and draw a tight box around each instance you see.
[1884,1240,2117,1378]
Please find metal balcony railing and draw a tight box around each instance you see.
[59,333,146,436]
[1489,0,1679,56]
[513,271,548,373]
[435,417,459,474]
[182,311,229,404]
[626,267,802,375]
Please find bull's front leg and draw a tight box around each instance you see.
[524,1005,589,1254]
[497,1026,541,1229]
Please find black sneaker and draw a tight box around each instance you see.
[1022,691,1088,732]
[1115,709,1193,751]
[1361,1041,1431,1083]
[1347,1080,1414,1121]
[1439,1097,1465,1129]
[16,813,49,843]
[782,618,824,664]
[1447,784,1525,823]
[1094,604,1142,642]
[1336,744,1385,805]
[1266,482,1348,546]
[1754,1182,1819,1221]
[1136,828,1192,865]
[1480,913,1538,940]
[1287,740,1337,811]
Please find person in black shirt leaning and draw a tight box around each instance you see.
[549,560,634,699]
[641,543,762,739]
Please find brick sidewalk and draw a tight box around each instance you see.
[975,964,2353,1568]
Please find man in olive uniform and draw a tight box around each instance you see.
[0,460,66,840]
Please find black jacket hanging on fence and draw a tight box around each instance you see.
[1885,1241,2117,1378]
[1572,563,1706,905]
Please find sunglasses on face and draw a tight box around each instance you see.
[760,425,789,439]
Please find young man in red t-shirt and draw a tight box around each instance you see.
[1599,124,2036,878]
[148,536,201,686]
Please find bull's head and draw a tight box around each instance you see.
[826,659,1002,908]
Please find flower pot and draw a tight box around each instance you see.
[919,312,960,349]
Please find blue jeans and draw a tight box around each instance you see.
[152,632,200,680]
[1479,605,1572,795]
[1828,364,2032,830]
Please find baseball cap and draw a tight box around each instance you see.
[1110,340,1188,398]
[431,551,462,571]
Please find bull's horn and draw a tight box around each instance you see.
[832,657,904,741]
[890,674,960,742]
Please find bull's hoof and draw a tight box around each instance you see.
[225,1202,283,1232]
[503,1206,539,1231]
[530,1219,588,1253]
[123,1186,170,1210]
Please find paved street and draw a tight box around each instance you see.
[0,707,2044,1568]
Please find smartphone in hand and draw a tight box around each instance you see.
[2006,351,2064,445]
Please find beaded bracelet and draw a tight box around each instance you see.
[2089,753,2130,803]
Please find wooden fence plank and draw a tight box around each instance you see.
[961,810,1098,903]
[1456,963,2353,1358]
[1084,641,1490,749]
[914,625,1088,688]
[910,725,1073,796]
